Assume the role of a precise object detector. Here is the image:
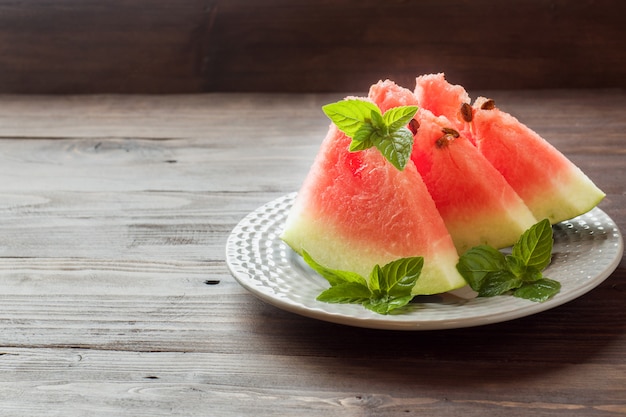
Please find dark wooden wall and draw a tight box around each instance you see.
[0,0,625,94]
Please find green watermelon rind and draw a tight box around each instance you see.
[281,199,468,297]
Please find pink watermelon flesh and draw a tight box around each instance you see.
[415,74,605,224]
[414,73,471,128]
[370,80,537,252]
[410,109,538,253]
[281,123,467,295]
[368,79,421,111]
[471,97,605,223]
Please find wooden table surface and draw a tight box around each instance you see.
[0,89,623,416]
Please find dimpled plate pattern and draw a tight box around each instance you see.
[225,193,623,330]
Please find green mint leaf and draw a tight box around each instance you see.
[373,127,414,171]
[367,264,384,293]
[513,278,561,302]
[505,254,527,278]
[369,108,386,131]
[305,251,422,315]
[378,256,424,297]
[383,105,419,131]
[457,219,561,301]
[317,282,372,304]
[366,257,423,314]
[456,245,507,291]
[322,98,418,171]
[364,295,414,315]
[478,270,522,297]
[512,218,553,271]
[322,99,381,137]
[302,250,367,287]
[350,123,376,151]
[349,138,375,152]
[524,265,544,282]
[506,254,545,282]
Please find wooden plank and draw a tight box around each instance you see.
[0,348,623,416]
[0,93,335,139]
[0,191,279,258]
[0,90,624,146]
[0,91,622,416]
[0,138,315,193]
[0,266,624,355]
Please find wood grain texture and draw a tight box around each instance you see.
[0,91,624,416]
[0,0,625,93]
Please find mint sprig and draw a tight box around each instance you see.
[457,219,560,302]
[322,99,418,171]
[303,250,423,314]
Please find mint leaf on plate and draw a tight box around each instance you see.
[303,250,423,315]
[512,218,553,271]
[514,278,561,302]
[455,244,509,291]
[375,256,423,296]
[456,219,559,302]
[303,250,366,287]
[316,282,372,304]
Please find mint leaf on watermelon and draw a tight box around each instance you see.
[322,98,418,171]
[303,250,423,315]
[383,105,420,131]
[322,99,380,138]
[350,123,376,151]
[456,218,559,302]
[375,128,414,172]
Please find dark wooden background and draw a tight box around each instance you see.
[0,0,625,94]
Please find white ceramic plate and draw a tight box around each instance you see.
[226,193,623,330]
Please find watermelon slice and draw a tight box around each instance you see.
[415,73,605,224]
[414,73,471,128]
[470,97,605,223]
[281,123,467,295]
[369,80,538,253]
[410,109,539,253]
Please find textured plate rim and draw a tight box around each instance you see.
[225,193,623,330]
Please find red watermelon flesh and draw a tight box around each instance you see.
[368,78,421,111]
[471,97,605,223]
[281,123,467,295]
[415,74,605,224]
[369,80,537,252]
[414,73,471,128]
[410,109,538,253]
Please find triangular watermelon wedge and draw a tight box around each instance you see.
[414,73,605,224]
[470,97,605,223]
[281,122,467,295]
[370,80,538,253]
